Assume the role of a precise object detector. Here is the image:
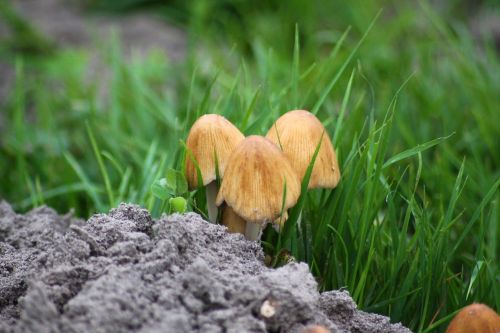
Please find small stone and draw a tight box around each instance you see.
[260,299,277,318]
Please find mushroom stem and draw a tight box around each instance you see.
[206,182,218,223]
[245,222,262,241]
[222,206,247,234]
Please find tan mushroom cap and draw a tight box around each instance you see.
[445,303,500,333]
[185,114,245,189]
[215,136,300,225]
[266,110,340,189]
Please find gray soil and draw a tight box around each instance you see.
[0,202,412,333]
[8,0,185,57]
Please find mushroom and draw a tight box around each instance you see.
[223,205,288,235]
[266,110,340,190]
[216,136,300,240]
[185,114,244,223]
[446,303,500,333]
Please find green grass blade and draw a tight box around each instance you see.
[86,122,115,207]
[311,10,382,115]
[64,152,104,211]
[280,133,324,255]
[333,68,355,144]
[450,176,500,257]
[383,134,454,169]
[292,23,300,109]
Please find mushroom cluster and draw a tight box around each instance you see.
[185,110,340,240]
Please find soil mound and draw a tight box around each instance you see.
[0,202,411,333]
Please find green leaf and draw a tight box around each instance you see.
[151,178,171,201]
[165,169,178,192]
[176,171,188,195]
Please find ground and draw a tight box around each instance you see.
[0,202,412,332]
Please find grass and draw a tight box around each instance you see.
[0,0,499,332]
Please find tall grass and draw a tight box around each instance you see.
[0,0,498,332]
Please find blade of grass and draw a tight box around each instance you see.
[15,183,92,210]
[333,68,355,144]
[311,10,382,115]
[280,132,324,255]
[450,176,500,257]
[241,86,261,131]
[64,152,104,211]
[292,23,300,109]
[86,122,115,207]
[383,134,454,169]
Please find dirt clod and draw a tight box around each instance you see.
[0,202,412,332]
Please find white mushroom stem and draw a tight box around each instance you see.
[245,222,262,241]
[206,182,219,223]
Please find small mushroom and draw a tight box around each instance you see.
[216,136,300,240]
[266,110,340,190]
[223,205,288,235]
[446,303,500,333]
[185,114,244,223]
